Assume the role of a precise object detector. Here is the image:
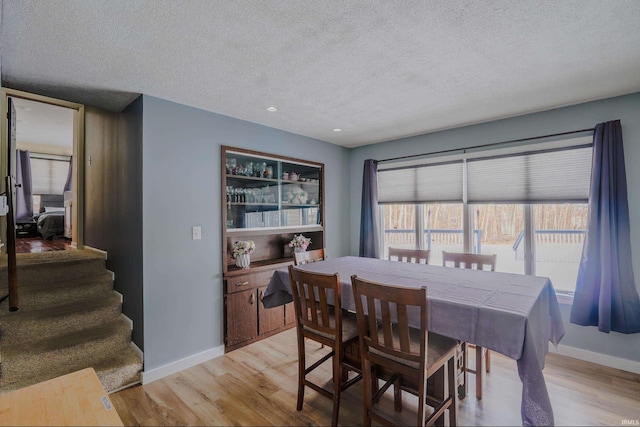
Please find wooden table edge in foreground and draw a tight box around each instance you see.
[0,367,124,426]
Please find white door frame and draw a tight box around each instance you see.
[1,88,85,252]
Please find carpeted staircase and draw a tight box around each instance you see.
[0,250,142,394]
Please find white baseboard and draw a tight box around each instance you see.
[549,344,640,374]
[141,346,225,384]
[83,245,107,260]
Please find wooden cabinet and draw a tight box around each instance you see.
[224,263,298,351]
[222,146,325,352]
[258,286,284,335]
[225,288,258,347]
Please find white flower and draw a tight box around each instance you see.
[232,240,255,258]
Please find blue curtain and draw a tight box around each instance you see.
[359,159,380,258]
[570,120,640,333]
[15,149,34,222]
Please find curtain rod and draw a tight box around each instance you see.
[377,127,594,164]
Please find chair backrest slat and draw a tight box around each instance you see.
[289,265,341,338]
[351,275,428,365]
[388,247,430,264]
[442,251,497,271]
[294,248,327,266]
[397,303,410,352]
[380,300,393,347]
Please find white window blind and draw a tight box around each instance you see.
[377,137,593,204]
[377,160,464,204]
[466,145,592,203]
[31,156,70,195]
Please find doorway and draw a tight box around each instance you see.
[1,88,85,253]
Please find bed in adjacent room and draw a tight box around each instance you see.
[34,194,66,240]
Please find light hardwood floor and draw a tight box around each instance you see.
[111,328,640,426]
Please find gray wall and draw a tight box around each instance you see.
[141,95,350,370]
[84,97,144,348]
[348,92,640,363]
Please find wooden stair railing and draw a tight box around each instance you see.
[3,175,19,311]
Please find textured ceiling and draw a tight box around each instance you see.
[2,0,640,148]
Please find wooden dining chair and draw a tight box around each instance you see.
[351,275,458,427]
[287,265,362,427]
[294,248,327,266]
[442,251,497,400]
[388,247,430,264]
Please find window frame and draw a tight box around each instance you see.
[380,202,580,303]
[377,136,593,305]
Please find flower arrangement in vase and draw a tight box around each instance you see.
[289,234,311,253]
[232,240,255,269]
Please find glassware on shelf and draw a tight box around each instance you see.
[256,162,267,178]
[226,158,237,174]
[265,166,273,178]
[244,162,254,177]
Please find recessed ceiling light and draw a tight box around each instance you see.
[333,128,342,132]
[266,106,278,112]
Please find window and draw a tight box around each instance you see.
[533,203,587,293]
[382,204,417,259]
[378,137,592,295]
[30,154,71,195]
[473,204,525,275]
[382,203,464,265]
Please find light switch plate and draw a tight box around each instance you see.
[192,226,202,240]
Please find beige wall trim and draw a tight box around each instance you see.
[549,344,640,375]
[1,87,85,254]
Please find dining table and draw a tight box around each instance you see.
[262,256,565,427]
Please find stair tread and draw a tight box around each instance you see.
[0,346,142,394]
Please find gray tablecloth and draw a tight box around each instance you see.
[262,256,565,426]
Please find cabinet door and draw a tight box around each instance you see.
[226,289,258,347]
[258,287,285,335]
[284,301,296,326]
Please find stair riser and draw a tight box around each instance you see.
[1,303,122,346]
[0,349,143,394]
[96,361,143,392]
[0,259,107,287]
[12,278,114,309]
[1,328,132,386]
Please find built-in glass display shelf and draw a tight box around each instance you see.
[224,150,323,231]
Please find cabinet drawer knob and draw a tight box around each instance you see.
[236,281,250,287]
[250,293,255,305]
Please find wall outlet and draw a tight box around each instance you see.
[192,226,202,240]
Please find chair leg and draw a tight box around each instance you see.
[475,346,483,400]
[485,348,491,373]
[448,357,457,427]
[456,342,467,400]
[296,333,306,411]
[393,375,403,412]
[331,349,343,427]
[362,360,373,427]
